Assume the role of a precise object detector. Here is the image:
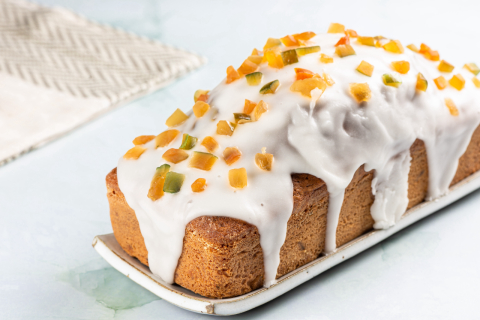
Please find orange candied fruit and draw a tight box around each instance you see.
[290,77,327,98]
[383,40,404,54]
[244,99,257,114]
[190,152,218,171]
[192,101,210,118]
[322,73,335,86]
[472,77,480,88]
[445,98,459,116]
[252,100,269,121]
[217,120,235,136]
[255,147,274,171]
[147,164,170,201]
[265,50,284,69]
[419,43,431,54]
[292,31,316,41]
[449,74,465,91]
[237,59,259,75]
[228,168,248,189]
[280,34,299,47]
[356,60,374,77]
[438,60,454,73]
[416,73,428,92]
[294,68,316,80]
[391,61,410,74]
[223,147,242,166]
[191,178,207,193]
[162,148,189,164]
[165,108,189,127]
[132,135,155,145]
[201,136,219,153]
[406,44,419,52]
[155,129,180,148]
[349,83,371,103]
[424,50,440,61]
[357,36,375,46]
[327,22,345,34]
[345,29,358,38]
[433,76,448,90]
[335,44,356,57]
[123,146,146,160]
[320,53,334,63]
[194,89,209,102]
[335,36,350,47]
[226,65,241,84]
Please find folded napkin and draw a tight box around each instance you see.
[0,0,205,166]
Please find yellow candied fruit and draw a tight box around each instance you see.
[192,101,210,118]
[327,22,345,34]
[320,53,333,63]
[252,48,261,56]
[194,89,209,102]
[162,148,189,164]
[383,40,404,54]
[323,73,335,86]
[357,36,375,46]
[464,63,480,76]
[147,164,170,201]
[226,66,241,84]
[155,129,180,148]
[280,35,299,47]
[165,108,189,127]
[335,44,356,57]
[295,46,320,56]
[247,55,263,65]
[349,83,371,103]
[190,152,218,171]
[191,178,207,193]
[255,147,274,171]
[244,99,257,114]
[132,135,155,145]
[201,136,219,152]
[123,146,146,160]
[434,76,447,90]
[238,59,259,75]
[438,60,454,73]
[263,38,282,51]
[216,120,235,136]
[290,77,327,98]
[245,72,263,86]
[424,50,440,61]
[449,74,465,91]
[265,50,284,69]
[391,61,410,74]
[382,73,402,88]
[259,80,280,94]
[292,31,316,41]
[252,100,269,121]
[356,60,374,77]
[445,98,459,116]
[406,44,419,52]
[472,77,480,88]
[345,29,358,38]
[416,73,428,92]
[228,168,247,189]
[223,147,242,166]
[234,113,252,124]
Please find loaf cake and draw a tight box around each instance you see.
[108,23,480,299]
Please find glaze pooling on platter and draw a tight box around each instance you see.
[117,31,480,287]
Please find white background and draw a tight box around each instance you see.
[1,0,480,319]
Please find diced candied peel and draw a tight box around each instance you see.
[228,168,247,189]
[406,44,419,52]
[416,73,428,92]
[335,44,356,57]
[322,73,335,86]
[216,120,235,136]
[349,83,371,103]
[132,135,155,146]
[472,77,480,88]
[192,101,210,118]
[281,49,299,66]
[328,23,345,34]
[291,77,327,98]
[123,146,146,160]
[194,89,209,102]
[424,50,440,61]
[419,43,431,53]
[155,129,180,148]
[244,99,257,114]
[383,40,404,54]
[165,109,189,127]
[163,172,185,193]
[252,100,269,121]
[391,61,410,74]
[292,31,316,41]
[374,36,388,48]
[179,134,198,150]
[438,60,454,73]
[263,38,282,51]
[449,74,465,91]
[295,46,320,56]
[265,50,284,69]
[335,36,350,47]
[357,36,375,46]
[247,55,263,65]
[382,73,402,88]
[223,147,242,165]
[234,113,252,124]
[238,59,259,75]
[189,151,218,171]
[320,53,333,63]
[295,68,316,80]
[162,148,189,164]
[246,72,263,86]
[356,60,374,77]
[464,63,480,75]
[260,80,280,94]
[280,35,299,47]
[191,178,207,193]
[345,29,358,38]
[201,136,219,152]
[226,66,241,84]
[445,98,459,116]
[255,147,274,171]
[147,164,170,201]
[252,48,261,56]
[434,76,448,90]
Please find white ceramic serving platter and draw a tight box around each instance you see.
[93,170,480,316]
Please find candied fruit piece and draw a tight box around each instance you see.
[226,66,241,84]
[335,44,356,57]
[281,49,299,66]
[424,50,439,61]
[163,172,185,193]
[252,48,261,56]
[263,38,282,51]
[162,148,189,164]
[322,73,335,86]
[238,59,259,75]
[445,98,459,116]
[295,46,320,56]
[190,151,218,171]
[416,73,428,92]
[382,73,402,88]
[247,55,263,65]
[246,72,263,86]
[252,100,269,121]
[280,35,299,47]
[464,63,480,75]
[345,29,358,38]
[191,178,206,193]
[383,40,404,54]
[419,43,431,53]
[123,146,146,160]
[260,80,280,94]
[165,108,189,127]
[449,74,465,91]
[155,129,180,148]
[438,60,454,73]
[147,164,170,201]
[328,23,345,34]
[255,147,274,171]
[179,134,198,150]
[434,76,447,90]
[406,44,419,53]
[234,113,252,124]
[244,99,257,114]
[201,136,219,152]
[223,147,242,165]
[290,77,327,98]
[349,83,371,103]
[194,89,209,102]
[265,50,284,69]
[295,68,316,80]
[293,31,316,41]
[472,77,480,88]
[391,61,410,74]
[374,36,387,48]
[320,53,333,63]
[132,135,155,145]
[228,168,247,189]
[192,101,210,118]
[357,36,375,46]
[335,36,350,47]
[356,60,374,77]
[217,120,235,136]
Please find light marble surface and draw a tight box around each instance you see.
[1,0,480,319]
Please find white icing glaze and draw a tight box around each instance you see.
[117,33,480,287]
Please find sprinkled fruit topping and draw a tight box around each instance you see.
[382,73,402,88]
[464,63,480,75]
[472,77,480,88]
[226,66,241,84]
[255,147,274,171]
[416,73,428,92]
[263,38,282,51]
[444,98,459,116]
[291,77,327,98]
[260,80,280,94]
[322,73,335,86]
[244,99,257,114]
[155,129,180,148]
[162,148,189,164]
[201,136,219,152]
[357,36,375,46]
[438,60,454,73]
[345,29,358,38]
[383,40,404,54]
[449,74,465,91]
[281,49,299,66]
[190,152,218,171]
[292,31,316,41]
[419,43,431,54]
[295,46,320,56]
[434,76,447,90]
[246,72,263,86]
[165,109,189,127]
[356,60,374,77]
[192,101,210,118]
[265,50,284,69]
[229,168,248,189]
[223,147,242,165]
[328,23,345,34]
[234,113,252,124]
[374,36,388,48]
[123,146,146,160]
[406,44,419,52]
[391,61,410,74]
[295,68,316,80]
[280,35,299,47]
[238,59,259,75]
[335,36,350,47]
[320,53,333,63]
[424,50,439,61]
[247,55,263,65]
[217,120,236,136]
[191,178,206,193]
[179,134,198,150]
[133,135,155,145]
[252,100,269,121]
[335,44,356,57]
[163,172,185,193]
[349,83,371,103]
[147,164,170,201]
[194,89,209,102]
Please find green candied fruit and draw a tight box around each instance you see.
[259,80,280,94]
[163,171,185,193]
[382,73,402,88]
[295,46,321,56]
[233,113,252,124]
[281,49,298,66]
[179,134,198,150]
[245,72,263,86]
